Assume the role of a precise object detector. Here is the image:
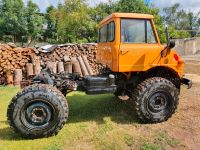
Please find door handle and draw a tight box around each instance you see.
[120,49,129,55]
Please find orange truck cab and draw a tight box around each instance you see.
[97,13,184,77]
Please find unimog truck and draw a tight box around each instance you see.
[7,13,192,139]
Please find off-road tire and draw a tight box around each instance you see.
[114,88,123,98]
[132,77,179,123]
[7,84,68,139]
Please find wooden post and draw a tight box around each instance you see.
[47,62,57,74]
[6,70,13,86]
[33,61,41,75]
[14,69,22,87]
[82,55,93,75]
[64,62,73,73]
[72,61,82,76]
[77,56,89,76]
[26,63,34,77]
[57,62,64,73]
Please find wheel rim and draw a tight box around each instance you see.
[147,90,172,115]
[21,99,56,129]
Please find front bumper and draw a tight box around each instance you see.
[181,78,192,89]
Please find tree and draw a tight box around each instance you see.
[90,0,114,23]
[0,0,44,44]
[0,0,27,43]
[187,12,200,37]
[25,0,44,46]
[44,5,58,43]
[51,0,97,43]
[163,3,199,38]
[114,0,149,13]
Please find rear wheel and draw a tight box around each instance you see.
[132,77,179,123]
[7,84,68,139]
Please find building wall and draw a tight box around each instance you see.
[174,38,200,56]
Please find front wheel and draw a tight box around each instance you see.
[132,77,179,123]
[7,84,68,139]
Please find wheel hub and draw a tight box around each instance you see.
[31,107,47,122]
[148,92,169,113]
[25,102,52,126]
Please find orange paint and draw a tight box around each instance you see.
[97,13,184,77]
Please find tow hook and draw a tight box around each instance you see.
[181,78,192,89]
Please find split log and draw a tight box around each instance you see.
[72,61,82,76]
[71,57,77,62]
[82,55,93,75]
[64,62,72,74]
[33,61,41,75]
[14,69,22,87]
[26,63,34,77]
[63,55,70,62]
[77,56,89,76]
[6,70,13,86]
[58,62,64,73]
[47,62,57,74]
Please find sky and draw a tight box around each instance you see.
[23,0,200,13]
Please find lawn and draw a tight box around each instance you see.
[0,86,179,150]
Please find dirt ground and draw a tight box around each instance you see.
[159,55,200,150]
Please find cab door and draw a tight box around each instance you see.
[97,21,115,69]
[119,19,162,72]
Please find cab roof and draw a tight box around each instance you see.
[99,13,154,25]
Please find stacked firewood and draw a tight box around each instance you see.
[37,44,104,75]
[0,43,105,85]
[0,44,35,84]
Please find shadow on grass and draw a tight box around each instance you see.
[0,93,139,141]
[0,127,24,141]
[0,121,8,123]
[67,93,139,124]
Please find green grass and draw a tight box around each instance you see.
[0,86,180,150]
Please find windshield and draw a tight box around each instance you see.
[121,19,157,44]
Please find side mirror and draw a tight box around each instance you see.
[165,40,176,55]
[165,26,169,43]
[168,40,175,49]
[161,27,176,57]
[165,26,175,53]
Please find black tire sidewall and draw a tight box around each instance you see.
[8,84,68,138]
[141,83,177,122]
[134,78,179,123]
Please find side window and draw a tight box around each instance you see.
[99,25,107,43]
[108,22,115,42]
[99,21,115,43]
[121,19,146,43]
[147,20,156,43]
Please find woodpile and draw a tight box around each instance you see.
[37,44,103,75]
[0,44,35,84]
[0,43,105,85]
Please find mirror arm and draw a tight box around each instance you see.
[161,46,168,58]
